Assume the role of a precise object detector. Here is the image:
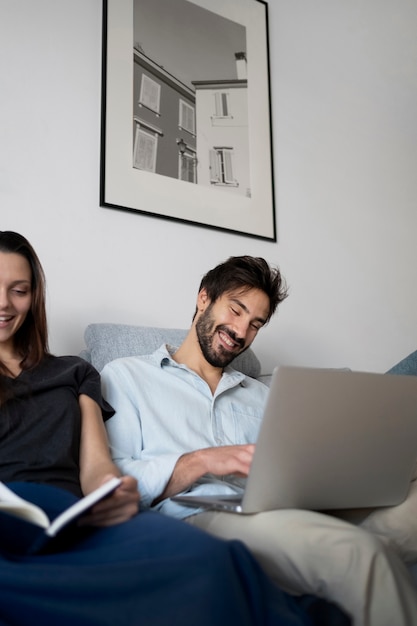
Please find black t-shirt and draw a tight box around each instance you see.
[0,355,114,497]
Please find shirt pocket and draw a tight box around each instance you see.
[228,403,264,444]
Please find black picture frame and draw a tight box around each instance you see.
[101,0,276,241]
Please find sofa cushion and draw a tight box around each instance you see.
[83,323,262,378]
[387,350,417,376]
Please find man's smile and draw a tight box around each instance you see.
[217,328,244,352]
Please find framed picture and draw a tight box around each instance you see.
[101,0,276,241]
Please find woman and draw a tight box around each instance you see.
[0,231,330,626]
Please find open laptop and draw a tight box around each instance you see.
[172,366,417,514]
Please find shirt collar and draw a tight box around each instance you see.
[155,343,247,387]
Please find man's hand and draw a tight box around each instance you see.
[197,444,255,477]
[153,444,255,505]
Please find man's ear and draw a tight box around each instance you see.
[197,288,209,311]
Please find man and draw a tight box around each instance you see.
[102,255,417,626]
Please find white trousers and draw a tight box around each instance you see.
[187,507,417,626]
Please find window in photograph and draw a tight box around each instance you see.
[209,147,237,186]
[133,123,158,171]
[139,74,161,114]
[179,151,197,183]
[179,100,195,135]
[213,92,231,118]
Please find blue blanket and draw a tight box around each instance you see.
[0,482,336,626]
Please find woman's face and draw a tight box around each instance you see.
[0,252,32,351]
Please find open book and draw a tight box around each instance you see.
[0,477,122,555]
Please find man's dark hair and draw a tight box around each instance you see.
[196,256,288,324]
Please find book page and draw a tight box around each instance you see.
[46,477,122,537]
[0,482,50,528]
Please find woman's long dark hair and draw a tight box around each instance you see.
[0,232,49,400]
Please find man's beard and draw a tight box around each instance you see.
[196,305,246,368]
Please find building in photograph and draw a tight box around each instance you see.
[133,47,249,195]
[133,45,197,183]
[193,52,250,197]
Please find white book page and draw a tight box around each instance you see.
[46,477,122,537]
[0,477,122,534]
[0,482,50,528]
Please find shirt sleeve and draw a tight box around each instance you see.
[77,360,115,421]
[101,360,181,509]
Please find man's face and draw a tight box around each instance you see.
[195,287,270,368]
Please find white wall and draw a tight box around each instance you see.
[1,0,417,374]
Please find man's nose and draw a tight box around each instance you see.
[234,317,250,339]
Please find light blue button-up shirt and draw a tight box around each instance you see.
[101,344,269,518]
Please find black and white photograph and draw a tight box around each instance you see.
[101,0,276,240]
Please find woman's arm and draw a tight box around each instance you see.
[78,393,140,526]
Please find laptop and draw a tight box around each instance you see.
[172,366,417,514]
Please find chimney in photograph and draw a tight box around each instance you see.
[235,52,247,80]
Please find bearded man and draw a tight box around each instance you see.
[102,255,417,626]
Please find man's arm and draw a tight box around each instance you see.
[101,362,182,509]
[153,443,255,504]
[101,358,260,509]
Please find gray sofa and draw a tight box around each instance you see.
[81,322,417,382]
[81,322,264,377]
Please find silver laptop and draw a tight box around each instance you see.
[172,366,417,514]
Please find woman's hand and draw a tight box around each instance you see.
[78,475,140,527]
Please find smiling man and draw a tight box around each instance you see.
[102,256,417,626]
